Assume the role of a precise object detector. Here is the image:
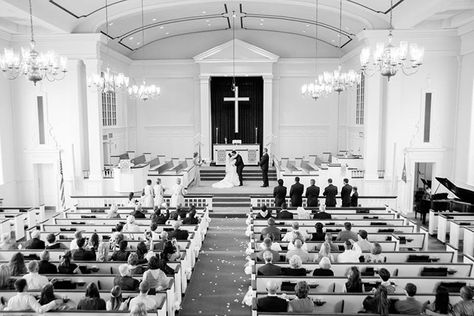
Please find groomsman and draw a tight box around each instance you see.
[323,178,338,207]
[289,177,304,207]
[305,179,320,207]
[341,178,353,207]
[273,179,287,207]
[259,148,269,187]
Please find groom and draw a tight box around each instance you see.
[232,150,244,186]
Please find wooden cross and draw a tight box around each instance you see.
[223,86,250,133]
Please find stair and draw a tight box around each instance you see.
[200,166,277,182]
[211,193,251,217]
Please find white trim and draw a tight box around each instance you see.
[194,39,279,63]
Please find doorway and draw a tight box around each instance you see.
[413,162,434,223]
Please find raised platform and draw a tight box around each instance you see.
[200,166,277,182]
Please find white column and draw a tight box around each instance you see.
[263,75,273,155]
[83,59,104,180]
[199,75,211,161]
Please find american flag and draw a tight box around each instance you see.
[59,151,66,210]
[401,157,407,183]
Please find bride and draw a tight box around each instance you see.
[212,153,240,188]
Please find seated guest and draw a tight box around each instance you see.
[9,252,27,276]
[453,286,474,316]
[97,241,110,262]
[72,237,96,261]
[87,233,99,252]
[157,252,174,275]
[277,203,293,219]
[106,286,129,311]
[286,239,311,262]
[5,278,60,312]
[114,264,140,291]
[324,233,339,252]
[395,283,423,315]
[282,255,306,276]
[337,240,362,263]
[0,232,17,250]
[77,282,106,310]
[423,285,452,316]
[45,233,66,250]
[128,253,147,275]
[136,241,149,263]
[378,268,396,294]
[23,260,49,290]
[182,209,199,225]
[127,192,138,206]
[295,206,311,220]
[151,207,169,225]
[132,205,146,219]
[38,250,57,274]
[258,235,282,252]
[130,302,147,316]
[57,250,80,274]
[152,231,168,252]
[313,257,334,276]
[260,218,281,241]
[363,285,392,315]
[343,266,363,293]
[142,256,170,292]
[336,222,358,242]
[129,281,160,311]
[111,240,131,262]
[311,222,325,241]
[257,251,282,276]
[313,204,332,220]
[111,224,125,245]
[366,242,384,263]
[38,283,76,311]
[69,230,84,251]
[282,222,309,242]
[161,240,181,262]
[288,281,314,312]
[0,263,15,289]
[123,215,140,233]
[168,221,189,240]
[316,242,336,263]
[255,237,280,262]
[257,280,288,312]
[355,230,372,252]
[107,204,121,219]
[24,230,45,249]
[256,205,272,219]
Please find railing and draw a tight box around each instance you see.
[351,169,365,178]
[82,168,114,179]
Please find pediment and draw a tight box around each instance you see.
[193,39,279,63]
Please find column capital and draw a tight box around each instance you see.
[263,75,274,81]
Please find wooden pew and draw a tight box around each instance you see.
[251,212,398,222]
[252,218,406,227]
[250,196,397,209]
[448,219,474,248]
[251,225,415,235]
[437,212,474,243]
[463,227,474,257]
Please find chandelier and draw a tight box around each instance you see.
[0,0,67,85]
[88,0,129,93]
[360,0,424,80]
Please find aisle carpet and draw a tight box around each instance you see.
[179,217,251,316]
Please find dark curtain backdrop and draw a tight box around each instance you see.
[210,76,263,149]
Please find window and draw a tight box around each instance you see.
[102,91,117,126]
[37,96,46,144]
[356,73,365,125]
[423,92,432,143]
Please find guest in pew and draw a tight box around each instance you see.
[337,240,362,263]
[343,266,363,293]
[142,256,170,292]
[287,231,309,252]
[97,240,110,262]
[157,251,175,275]
[350,186,359,207]
[87,232,99,252]
[0,232,17,250]
[127,192,138,207]
[114,264,140,291]
[132,205,146,219]
[168,221,189,240]
[57,250,81,274]
[130,301,147,316]
[258,235,282,252]
[257,251,282,276]
[311,222,325,241]
[39,283,76,311]
[260,218,282,242]
[296,206,311,219]
[124,215,140,233]
[0,264,15,289]
[128,253,147,275]
[255,237,280,262]
[111,240,131,262]
[23,260,49,290]
[4,278,61,312]
[315,242,336,263]
[363,285,392,316]
[255,205,272,220]
[290,177,304,207]
[453,286,474,316]
[277,203,293,219]
[256,280,288,312]
[323,178,338,207]
[355,229,372,252]
[282,222,309,242]
[286,239,311,262]
[305,179,320,207]
[366,242,385,263]
[377,268,396,294]
[106,285,129,311]
[151,206,169,226]
[129,281,160,312]
[24,230,45,249]
[69,230,84,251]
[313,204,332,220]
[423,285,453,316]
[38,251,57,274]
[182,208,199,225]
[288,281,314,312]
[160,240,181,263]
[77,282,106,310]
[273,179,287,207]
[283,255,307,276]
[9,252,27,276]
[323,233,339,252]
[152,230,168,252]
[336,222,358,242]
[45,233,67,250]
[136,241,149,263]
[107,204,121,219]
[341,178,353,207]
[394,283,423,315]
[72,237,96,261]
[312,256,334,276]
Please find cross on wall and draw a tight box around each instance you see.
[223,85,250,133]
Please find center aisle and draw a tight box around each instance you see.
[179,217,251,316]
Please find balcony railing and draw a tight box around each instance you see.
[351,169,365,179]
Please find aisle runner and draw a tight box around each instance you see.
[179,218,251,316]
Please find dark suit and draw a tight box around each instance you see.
[38,260,57,274]
[24,238,45,250]
[259,153,269,186]
[289,182,304,207]
[313,211,332,220]
[255,249,280,262]
[273,185,287,207]
[257,263,282,276]
[234,154,244,185]
[305,185,320,207]
[351,192,359,207]
[277,210,293,219]
[72,248,96,261]
[341,184,353,207]
[168,229,189,240]
[257,296,288,312]
[323,184,338,207]
[113,275,140,291]
[260,226,282,241]
[131,209,146,219]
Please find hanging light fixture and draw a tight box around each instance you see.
[88,0,129,93]
[231,10,237,92]
[323,0,360,94]
[301,0,331,100]
[360,0,424,80]
[0,0,67,85]
[128,0,160,101]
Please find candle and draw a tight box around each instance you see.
[215,127,219,144]
[255,127,258,144]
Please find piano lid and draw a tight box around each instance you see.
[435,177,474,204]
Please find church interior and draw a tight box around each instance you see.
[0,0,474,315]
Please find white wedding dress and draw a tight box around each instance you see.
[212,155,240,188]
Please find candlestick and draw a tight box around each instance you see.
[215,127,219,144]
[255,127,258,144]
